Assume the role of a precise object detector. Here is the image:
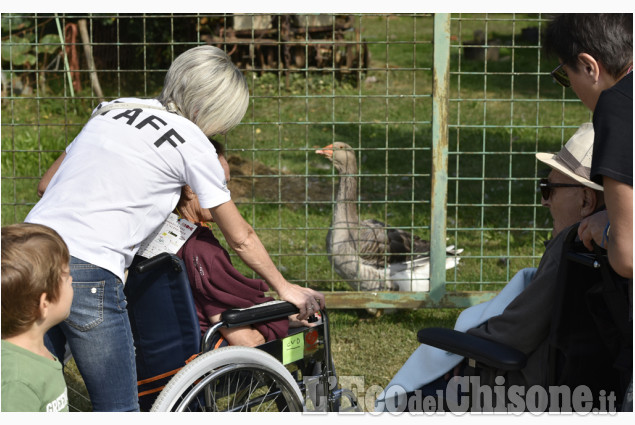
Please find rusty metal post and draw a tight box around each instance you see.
[430,13,451,303]
[54,14,75,98]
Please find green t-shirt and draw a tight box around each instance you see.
[1,339,69,412]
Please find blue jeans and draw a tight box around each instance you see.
[45,256,139,412]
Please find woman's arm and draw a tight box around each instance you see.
[579,177,633,278]
[210,200,325,320]
[603,177,633,278]
[37,152,66,197]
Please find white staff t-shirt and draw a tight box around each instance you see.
[26,98,231,282]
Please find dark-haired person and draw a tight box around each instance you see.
[545,13,632,280]
[545,17,633,409]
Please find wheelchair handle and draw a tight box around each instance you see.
[203,301,324,352]
[221,300,300,328]
[565,251,602,269]
[134,252,183,274]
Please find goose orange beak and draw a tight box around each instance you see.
[315,144,334,159]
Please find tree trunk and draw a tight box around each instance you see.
[78,19,104,102]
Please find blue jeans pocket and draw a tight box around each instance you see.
[65,280,106,331]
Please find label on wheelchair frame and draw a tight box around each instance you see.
[282,334,304,365]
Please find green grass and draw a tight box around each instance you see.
[329,308,461,410]
[64,359,93,412]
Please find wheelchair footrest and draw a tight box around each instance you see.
[222,300,299,328]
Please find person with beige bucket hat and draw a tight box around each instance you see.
[535,122,604,238]
[382,123,611,412]
[462,123,606,394]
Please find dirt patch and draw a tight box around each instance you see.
[226,155,335,206]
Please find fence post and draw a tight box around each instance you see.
[430,13,451,302]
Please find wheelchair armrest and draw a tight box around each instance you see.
[417,327,527,371]
[134,252,183,274]
[222,300,299,328]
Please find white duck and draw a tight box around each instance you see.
[316,142,462,292]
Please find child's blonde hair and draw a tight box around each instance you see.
[1,223,70,338]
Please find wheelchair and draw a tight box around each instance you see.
[124,252,360,412]
[417,224,632,412]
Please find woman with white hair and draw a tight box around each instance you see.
[27,45,324,411]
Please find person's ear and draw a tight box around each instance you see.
[39,292,50,321]
[581,187,598,217]
[577,53,600,84]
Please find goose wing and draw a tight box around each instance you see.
[357,219,389,267]
[357,219,432,266]
[386,228,431,262]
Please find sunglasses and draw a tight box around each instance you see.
[539,178,585,200]
[551,63,571,88]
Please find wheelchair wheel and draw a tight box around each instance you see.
[151,346,304,412]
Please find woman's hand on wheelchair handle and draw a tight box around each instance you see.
[277,283,325,321]
[578,210,608,251]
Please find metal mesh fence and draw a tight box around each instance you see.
[447,13,590,297]
[1,13,590,309]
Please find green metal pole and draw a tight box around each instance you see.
[430,13,451,302]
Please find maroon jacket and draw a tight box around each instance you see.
[177,225,289,341]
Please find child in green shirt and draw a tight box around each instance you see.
[1,223,74,412]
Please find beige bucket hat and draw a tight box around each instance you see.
[536,122,603,191]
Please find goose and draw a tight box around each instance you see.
[316,142,462,292]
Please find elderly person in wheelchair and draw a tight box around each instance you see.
[174,139,311,348]
[126,171,351,411]
[124,139,340,412]
[378,123,631,412]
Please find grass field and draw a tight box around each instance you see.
[2,13,591,412]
